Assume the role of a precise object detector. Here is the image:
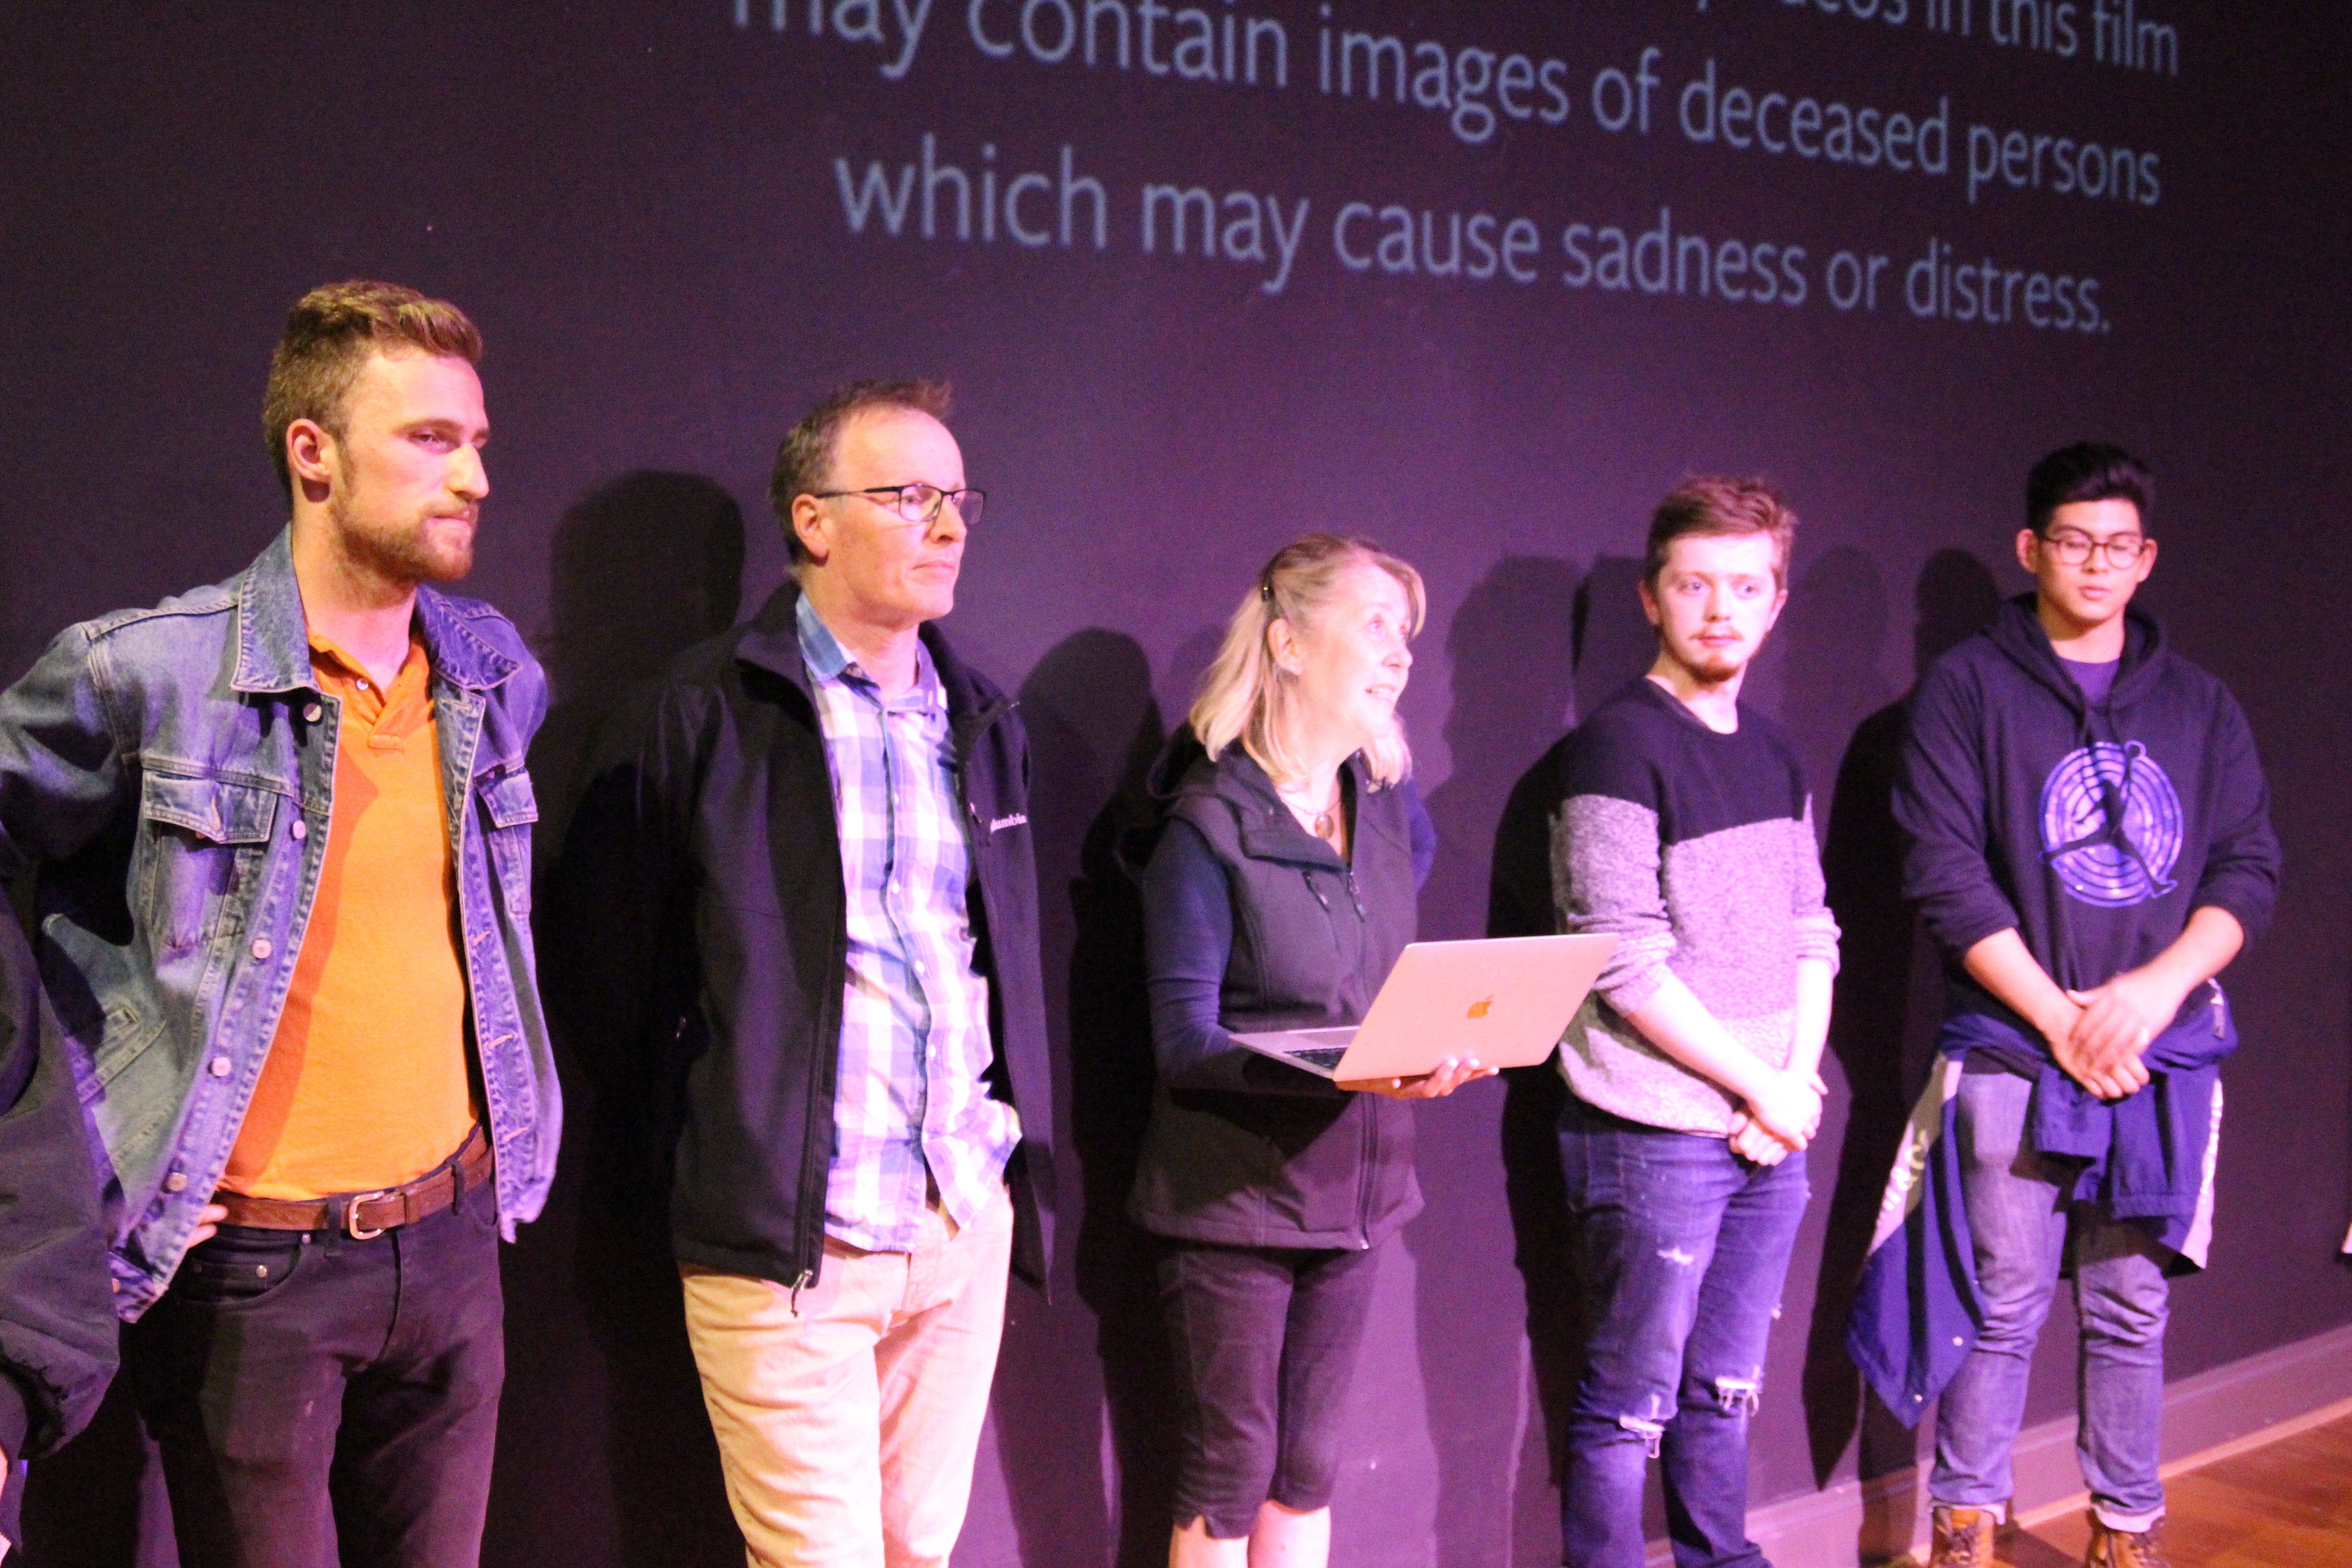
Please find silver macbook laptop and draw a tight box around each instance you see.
[1232,933,1617,1081]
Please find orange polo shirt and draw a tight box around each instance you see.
[222,630,479,1199]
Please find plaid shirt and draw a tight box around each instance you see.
[799,596,1020,1252]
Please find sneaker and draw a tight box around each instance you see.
[2083,1516,2170,1568]
[1928,1504,1996,1567]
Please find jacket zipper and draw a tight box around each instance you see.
[1346,863,1375,1249]
[794,694,847,1296]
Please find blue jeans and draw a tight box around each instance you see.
[1558,1097,1810,1568]
[1931,1069,2170,1531]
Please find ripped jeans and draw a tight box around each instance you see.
[1557,1095,1810,1568]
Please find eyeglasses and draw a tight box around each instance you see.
[808,483,985,529]
[2038,529,2147,568]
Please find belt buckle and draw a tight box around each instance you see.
[343,1190,396,1241]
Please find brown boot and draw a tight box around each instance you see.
[1927,1505,1997,1566]
[2083,1515,2171,1567]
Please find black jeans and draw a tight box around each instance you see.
[122,1176,505,1568]
[1157,1236,1383,1539]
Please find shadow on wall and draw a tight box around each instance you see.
[1405,556,1582,1568]
[1782,547,1898,844]
[1153,624,1228,750]
[530,473,748,857]
[1799,550,2003,1523]
[487,472,747,1568]
[995,628,1168,1568]
[1476,554,1663,1559]
[1571,559,1657,730]
[1420,557,1584,945]
[1767,544,1900,1509]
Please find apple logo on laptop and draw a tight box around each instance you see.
[1466,996,1494,1020]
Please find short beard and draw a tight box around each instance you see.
[329,491,473,584]
[1665,640,1747,687]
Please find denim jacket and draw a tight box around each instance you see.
[0,530,559,1318]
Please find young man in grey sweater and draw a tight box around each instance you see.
[1539,478,1838,1568]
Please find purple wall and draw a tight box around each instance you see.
[8,3,2350,1563]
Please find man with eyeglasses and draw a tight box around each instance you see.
[1851,443,2278,1568]
[552,380,1051,1567]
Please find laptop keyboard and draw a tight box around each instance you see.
[1289,1046,1349,1070]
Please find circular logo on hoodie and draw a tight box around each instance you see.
[2038,741,2182,907]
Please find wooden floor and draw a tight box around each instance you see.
[1993,1409,2352,1567]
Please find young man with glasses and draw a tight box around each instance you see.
[553,381,1051,1568]
[1860,443,2278,1568]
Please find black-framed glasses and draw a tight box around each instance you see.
[809,482,985,528]
[2037,529,2147,568]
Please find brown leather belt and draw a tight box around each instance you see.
[214,1127,494,1240]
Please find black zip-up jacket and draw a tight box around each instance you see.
[1896,595,2279,1020]
[1126,734,1431,1250]
[550,584,1054,1291]
[0,906,115,1465]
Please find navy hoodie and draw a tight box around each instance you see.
[1896,594,2279,1021]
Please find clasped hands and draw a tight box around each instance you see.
[2043,963,2187,1101]
[1720,963,2190,1163]
[1727,1069,1826,1166]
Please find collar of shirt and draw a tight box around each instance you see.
[309,626,433,747]
[794,593,944,713]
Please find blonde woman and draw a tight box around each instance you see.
[1127,534,1492,1568]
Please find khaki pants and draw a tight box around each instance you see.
[680,1186,1014,1568]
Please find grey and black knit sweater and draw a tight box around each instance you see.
[1548,677,1840,1136]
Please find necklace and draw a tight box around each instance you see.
[1280,775,1343,843]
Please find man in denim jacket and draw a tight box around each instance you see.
[0,281,557,1567]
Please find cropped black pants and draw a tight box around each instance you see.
[1158,1235,1383,1540]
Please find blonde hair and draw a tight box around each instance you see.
[263,281,482,500]
[1189,534,1426,789]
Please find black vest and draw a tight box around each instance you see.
[1127,745,1424,1250]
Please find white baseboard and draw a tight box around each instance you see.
[1643,1320,2352,1567]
